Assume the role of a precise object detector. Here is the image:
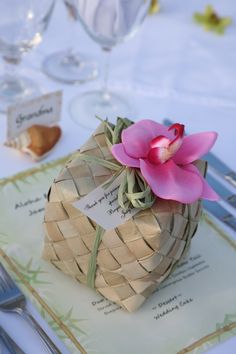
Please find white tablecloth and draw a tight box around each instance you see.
[0,0,235,353]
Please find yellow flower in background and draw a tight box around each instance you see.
[149,0,160,15]
[194,5,232,35]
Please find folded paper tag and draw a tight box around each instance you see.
[7,91,62,139]
[73,171,139,230]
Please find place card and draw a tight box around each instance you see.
[7,91,62,140]
[73,171,139,230]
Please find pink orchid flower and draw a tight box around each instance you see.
[111,120,219,204]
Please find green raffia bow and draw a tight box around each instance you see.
[118,168,155,210]
[100,116,133,148]
[76,117,156,288]
[193,5,232,35]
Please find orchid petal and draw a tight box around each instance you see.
[183,164,220,201]
[140,159,203,203]
[122,120,173,159]
[111,143,140,168]
[173,132,217,165]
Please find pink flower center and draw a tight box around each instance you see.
[147,123,185,165]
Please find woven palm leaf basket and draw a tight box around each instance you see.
[42,118,217,312]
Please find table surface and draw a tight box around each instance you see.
[0,0,235,353]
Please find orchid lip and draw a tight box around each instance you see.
[148,123,185,165]
[168,123,185,146]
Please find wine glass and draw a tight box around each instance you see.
[0,0,55,112]
[42,0,98,84]
[70,0,151,130]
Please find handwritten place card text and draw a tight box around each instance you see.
[73,171,139,230]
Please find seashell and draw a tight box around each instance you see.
[5,124,62,161]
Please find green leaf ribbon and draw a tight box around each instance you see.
[87,225,104,288]
[118,168,155,210]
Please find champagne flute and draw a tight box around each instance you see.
[42,0,98,84]
[70,0,151,130]
[0,0,55,112]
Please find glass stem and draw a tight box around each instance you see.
[62,3,81,66]
[2,56,23,95]
[67,16,78,52]
[101,48,112,102]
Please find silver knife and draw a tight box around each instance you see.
[0,326,25,354]
[203,200,236,232]
[206,174,236,214]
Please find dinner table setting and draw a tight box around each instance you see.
[0,0,235,353]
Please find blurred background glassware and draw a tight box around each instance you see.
[70,0,151,130]
[0,0,55,112]
[42,0,98,84]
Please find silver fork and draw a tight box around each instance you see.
[0,263,61,354]
[0,325,25,354]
